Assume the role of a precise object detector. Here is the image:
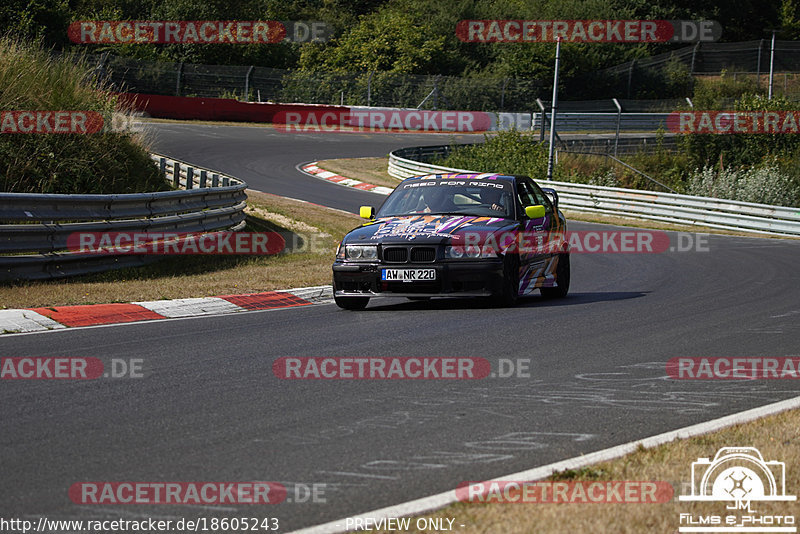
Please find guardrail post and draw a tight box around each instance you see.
[200,170,208,188]
[159,157,166,177]
[223,177,230,186]
[212,173,219,187]
[186,167,194,190]
[172,162,180,189]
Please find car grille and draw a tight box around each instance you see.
[410,247,436,262]
[383,247,408,263]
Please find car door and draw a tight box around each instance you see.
[516,178,557,293]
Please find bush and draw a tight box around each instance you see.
[0,37,166,194]
[434,129,549,178]
[686,162,800,206]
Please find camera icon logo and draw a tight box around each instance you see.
[679,447,796,502]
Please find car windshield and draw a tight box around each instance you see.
[377,179,515,218]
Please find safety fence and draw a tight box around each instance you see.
[0,154,247,281]
[76,39,800,109]
[388,145,800,236]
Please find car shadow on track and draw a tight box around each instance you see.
[363,291,648,311]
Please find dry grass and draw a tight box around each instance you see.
[372,407,800,533]
[0,191,361,309]
[316,157,402,188]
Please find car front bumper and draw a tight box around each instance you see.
[332,260,504,298]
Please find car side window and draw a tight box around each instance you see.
[517,181,537,208]
[525,179,554,213]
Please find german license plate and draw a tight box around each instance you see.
[381,269,436,282]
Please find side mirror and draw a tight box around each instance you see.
[360,206,375,220]
[525,205,546,219]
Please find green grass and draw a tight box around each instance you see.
[0,36,165,194]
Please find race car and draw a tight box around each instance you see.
[332,173,570,310]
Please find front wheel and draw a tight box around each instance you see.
[490,254,520,307]
[334,295,369,310]
[540,253,570,299]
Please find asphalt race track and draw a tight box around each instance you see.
[2,123,799,531]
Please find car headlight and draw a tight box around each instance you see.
[345,245,378,261]
[445,245,498,259]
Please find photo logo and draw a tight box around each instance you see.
[67,231,286,255]
[668,111,800,134]
[273,357,491,380]
[273,110,490,133]
[457,480,673,504]
[679,447,796,533]
[456,20,721,43]
[68,21,332,44]
[0,111,143,134]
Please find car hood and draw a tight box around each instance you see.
[344,214,520,245]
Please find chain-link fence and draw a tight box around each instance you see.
[581,40,800,99]
[80,39,800,111]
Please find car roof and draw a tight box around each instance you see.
[406,173,518,183]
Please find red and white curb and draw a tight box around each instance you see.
[300,162,395,195]
[0,285,333,335]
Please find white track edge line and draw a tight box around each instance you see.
[290,394,800,534]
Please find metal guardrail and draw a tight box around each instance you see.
[0,154,247,281]
[533,112,671,132]
[388,145,800,237]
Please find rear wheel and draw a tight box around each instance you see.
[540,253,570,299]
[334,295,369,310]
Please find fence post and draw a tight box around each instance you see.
[159,157,166,177]
[186,167,194,190]
[212,173,219,187]
[768,31,777,99]
[200,170,208,188]
[627,59,636,98]
[244,65,254,101]
[176,63,183,96]
[612,98,622,157]
[756,39,763,88]
[367,69,374,107]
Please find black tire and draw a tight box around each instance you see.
[540,253,570,299]
[490,254,520,307]
[334,295,369,310]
